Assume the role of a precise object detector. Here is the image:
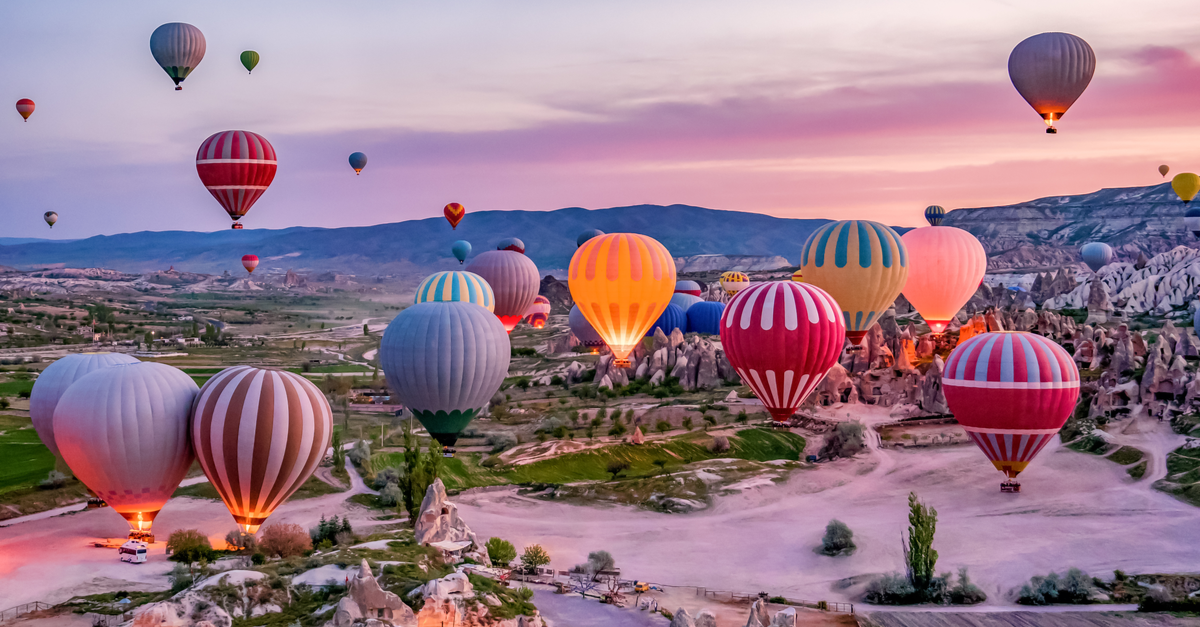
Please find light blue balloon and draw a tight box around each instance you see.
[452,240,472,264]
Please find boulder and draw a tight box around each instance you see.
[598,375,614,390]
[1084,279,1112,325]
[917,355,949,414]
[131,592,232,627]
[652,327,670,353]
[695,610,718,627]
[745,599,770,627]
[769,607,797,627]
[565,361,584,383]
[670,353,691,381]
[327,559,417,627]
[649,370,665,386]
[696,340,720,390]
[610,367,629,388]
[414,479,478,548]
[716,349,736,382]
[670,608,696,627]
[595,355,612,387]
[421,572,475,601]
[668,327,686,351]
[635,358,649,379]
[631,426,645,445]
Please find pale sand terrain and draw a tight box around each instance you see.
[456,406,1200,607]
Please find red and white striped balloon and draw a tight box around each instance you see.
[720,281,845,422]
[191,366,332,533]
[241,254,259,274]
[196,130,277,228]
[944,331,1079,479]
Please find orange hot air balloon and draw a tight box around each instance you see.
[15,99,34,121]
[901,226,987,334]
[444,203,466,229]
[568,233,676,367]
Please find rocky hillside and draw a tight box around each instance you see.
[945,182,1194,271]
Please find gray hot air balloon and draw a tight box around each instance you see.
[1008,32,1095,133]
[29,352,139,458]
[577,229,604,248]
[465,249,539,333]
[1080,242,1113,273]
[379,301,510,447]
[150,23,206,90]
[569,304,605,349]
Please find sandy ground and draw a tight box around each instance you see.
[0,457,382,608]
[456,405,1200,611]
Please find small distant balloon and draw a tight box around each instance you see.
[444,203,465,229]
[348,152,367,174]
[240,50,259,73]
[1008,32,1095,133]
[1080,242,1113,273]
[452,240,471,264]
[15,99,34,121]
[790,269,803,283]
[577,229,604,248]
[150,23,206,91]
[924,205,945,226]
[497,237,525,254]
[241,254,259,274]
[1160,164,1170,178]
[1172,173,1200,205]
[43,211,58,228]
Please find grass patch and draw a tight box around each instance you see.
[1107,446,1145,466]
[0,380,34,397]
[1067,435,1113,456]
[0,418,57,495]
[1127,461,1148,480]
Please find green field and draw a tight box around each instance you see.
[0,415,57,495]
[369,428,807,492]
[0,380,34,397]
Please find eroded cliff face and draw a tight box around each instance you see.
[945,182,1192,270]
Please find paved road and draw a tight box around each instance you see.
[532,588,667,627]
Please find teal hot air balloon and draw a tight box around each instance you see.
[414,271,494,311]
[348,152,367,175]
[452,240,472,264]
[924,205,946,226]
[1080,242,1113,273]
[150,23,206,90]
[240,50,259,73]
[577,229,604,248]
[380,301,511,447]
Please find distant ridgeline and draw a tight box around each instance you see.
[0,205,828,277]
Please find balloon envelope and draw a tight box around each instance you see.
[240,50,259,73]
[670,293,703,312]
[646,303,686,337]
[569,305,605,348]
[577,229,604,248]
[801,220,909,345]
[414,271,495,312]
[686,301,725,335]
[15,99,34,120]
[943,332,1079,479]
[242,254,259,274]
[790,269,803,283]
[380,302,510,446]
[719,271,749,296]
[1160,165,1170,178]
[43,211,57,228]
[524,295,551,318]
[675,280,702,296]
[452,240,471,264]
[924,205,946,226]
[196,131,277,228]
[348,151,367,174]
[528,312,548,329]
[1008,32,1095,131]
[720,282,845,422]
[30,352,139,458]
[466,250,540,332]
[150,23,206,89]
[1173,173,1200,204]
[55,362,197,531]
[569,233,676,366]
[1080,242,1114,272]
[901,227,987,334]
[497,237,525,254]
[192,366,332,533]
[444,203,466,229]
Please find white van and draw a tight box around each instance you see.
[119,540,148,564]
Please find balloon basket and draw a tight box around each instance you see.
[86,497,108,510]
[231,222,244,230]
[1045,127,1057,134]
[442,446,456,458]
[1000,481,1021,493]
[128,529,155,543]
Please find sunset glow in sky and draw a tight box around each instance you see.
[3,0,1200,238]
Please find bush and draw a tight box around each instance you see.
[709,435,730,453]
[948,567,987,605]
[378,482,403,507]
[225,529,256,552]
[607,422,627,437]
[1139,589,1200,612]
[820,519,856,556]
[260,523,313,558]
[520,544,551,573]
[486,537,517,567]
[865,572,918,605]
[821,421,865,459]
[39,470,67,490]
[1016,568,1094,605]
[348,439,371,466]
[486,432,518,453]
[655,420,672,435]
[167,529,216,564]
[373,466,402,490]
[606,459,631,479]
[251,552,266,565]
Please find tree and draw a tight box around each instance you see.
[168,529,215,565]
[652,458,669,474]
[655,420,671,435]
[586,550,615,575]
[378,482,403,507]
[348,439,371,466]
[606,459,630,480]
[363,323,369,336]
[596,407,607,422]
[821,421,866,459]
[682,417,694,431]
[736,410,749,424]
[260,523,312,558]
[820,519,856,556]
[904,492,938,592]
[486,537,517,567]
[703,414,717,430]
[331,428,344,471]
[520,544,551,573]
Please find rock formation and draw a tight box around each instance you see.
[670,607,696,627]
[131,592,232,627]
[631,426,645,445]
[414,479,484,562]
[694,610,718,627]
[325,559,417,627]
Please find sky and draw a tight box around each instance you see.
[2,0,1200,239]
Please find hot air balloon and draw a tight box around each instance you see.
[719,271,749,296]
[15,99,34,121]
[192,366,332,533]
[452,240,471,264]
[524,295,551,320]
[1008,32,1095,134]
[790,269,803,283]
[55,363,197,536]
[242,254,259,274]
[943,332,1080,489]
[720,282,845,422]
[240,50,259,73]
[1173,173,1200,205]
[646,304,686,337]
[1080,242,1113,273]
[196,130,277,229]
[497,237,525,254]
[30,353,139,458]
[569,305,606,350]
[1195,307,1200,339]
[1160,165,1171,178]
[1185,208,1200,239]
[577,229,604,248]
[349,152,367,174]
[414,271,494,312]
[801,220,908,345]
[686,301,725,336]
[466,250,539,333]
[901,226,987,334]
[444,203,465,229]
[150,23,206,90]
[527,312,548,329]
[924,205,946,226]
[670,292,703,312]
[43,211,57,228]
[569,233,676,367]
[675,280,702,297]
[380,301,510,447]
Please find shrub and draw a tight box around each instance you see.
[821,421,865,459]
[167,529,216,564]
[348,439,371,466]
[378,482,403,507]
[682,417,694,431]
[606,459,630,479]
[486,537,517,567]
[655,420,672,435]
[905,492,938,592]
[865,572,918,605]
[607,422,627,437]
[948,567,987,605]
[486,432,518,453]
[260,523,313,558]
[373,467,402,490]
[39,470,68,490]
[251,552,266,565]
[820,519,856,556]
[520,544,550,573]
[1016,568,1094,605]
[1139,589,1200,612]
[736,410,748,424]
[709,435,730,453]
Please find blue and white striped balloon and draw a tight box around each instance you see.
[414,271,495,312]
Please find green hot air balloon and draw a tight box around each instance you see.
[240,50,260,74]
[379,301,510,448]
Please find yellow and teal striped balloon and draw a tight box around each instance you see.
[414,271,495,312]
[800,220,908,344]
[924,205,946,226]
